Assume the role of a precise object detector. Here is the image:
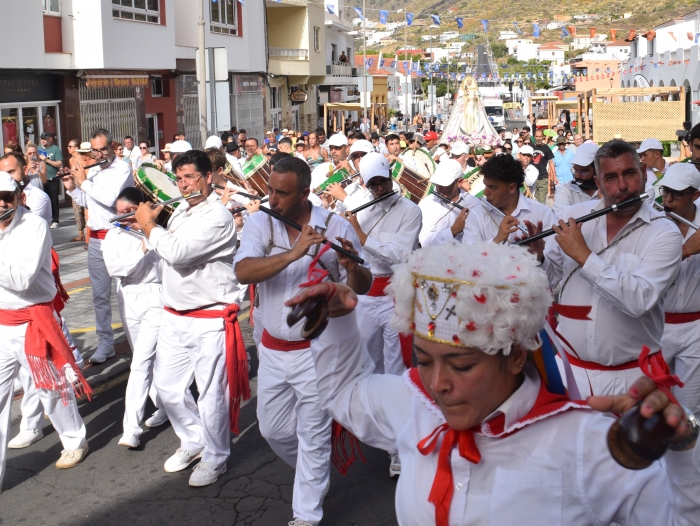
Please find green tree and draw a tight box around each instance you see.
[491,42,508,59]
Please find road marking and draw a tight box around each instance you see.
[68,286,90,296]
[70,323,123,334]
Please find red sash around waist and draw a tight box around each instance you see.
[261,329,311,351]
[164,304,250,434]
[665,311,700,324]
[563,349,660,371]
[0,302,90,402]
[367,275,391,297]
[89,229,108,240]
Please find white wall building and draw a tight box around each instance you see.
[506,38,533,55]
[499,30,518,41]
[439,31,460,43]
[515,43,541,62]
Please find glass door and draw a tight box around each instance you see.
[146,114,158,154]
[1,108,19,150]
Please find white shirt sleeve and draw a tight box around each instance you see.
[232,213,267,273]
[363,205,422,268]
[66,187,88,208]
[101,232,147,278]
[311,311,414,452]
[0,218,50,293]
[79,165,131,208]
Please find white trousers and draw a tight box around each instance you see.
[356,295,405,376]
[662,321,700,416]
[19,316,82,433]
[88,238,114,350]
[117,283,163,436]
[257,343,332,526]
[153,311,229,464]
[0,323,86,485]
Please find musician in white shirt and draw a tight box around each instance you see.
[62,128,134,364]
[285,240,700,526]
[658,164,700,415]
[322,139,372,215]
[462,154,557,246]
[102,187,168,449]
[310,133,352,193]
[0,174,89,481]
[135,150,244,487]
[234,156,371,526]
[0,152,51,225]
[531,140,683,397]
[552,142,600,220]
[419,159,476,247]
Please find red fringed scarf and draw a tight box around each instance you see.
[164,304,250,434]
[0,302,91,403]
[299,241,367,475]
[50,248,70,313]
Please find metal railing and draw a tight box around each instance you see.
[269,48,308,59]
[326,61,353,76]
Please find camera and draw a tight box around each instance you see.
[676,121,691,143]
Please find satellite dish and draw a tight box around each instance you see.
[634,74,651,88]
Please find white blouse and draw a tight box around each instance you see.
[311,311,700,526]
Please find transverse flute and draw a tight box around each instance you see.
[433,191,466,211]
[346,190,398,215]
[257,207,364,264]
[0,208,16,222]
[515,192,650,246]
[653,201,700,230]
[109,191,203,223]
[478,196,529,235]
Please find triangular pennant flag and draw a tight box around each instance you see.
[431,14,441,26]
[353,6,364,21]
[325,2,336,15]
[567,26,576,37]
[456,17,463,29]
[561,26,570,38]
[481,19,489,32]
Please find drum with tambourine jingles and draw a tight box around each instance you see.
[314,166,351,194]
[390,159,432,204]
[400,147,436,180]
[463,166,485,198]
[134,163,182,227]
[241,154,272,196]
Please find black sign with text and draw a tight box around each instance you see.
[0,74,58,104]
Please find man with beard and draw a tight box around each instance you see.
[310,133,352,193]
[552,143,600,220]
[234,156,370,526]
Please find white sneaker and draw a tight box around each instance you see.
[145,408,168,428]
[288,520,314,526]
[118,433,140,449]
[389,453,401,478]
[164,447,204,473]
[13,377,24,396]
[89,346,115,364]
[189,461,226,487]
[50,222,59,229]
[8,429,44,449]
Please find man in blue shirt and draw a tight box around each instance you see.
[39,132,64,228]
[553,136,575,185]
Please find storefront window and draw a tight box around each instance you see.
[0,104,60,153]
[1,108,19,149]
[42,106,58,138]
[21,107,38,147]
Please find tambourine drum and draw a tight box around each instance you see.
[135,163,181,227]
[241,154,271,196]
[315,167,350,193]
[464,167,485,198]
[402,148,436,179]
[391,160,431,204]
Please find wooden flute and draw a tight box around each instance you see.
[345,190,398,215]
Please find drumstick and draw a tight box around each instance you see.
[433,191,467,211]
[109,191,203,223]
[257,207,364,264]
[514,193,650,246]
[478,196,529,235]
[653,201,700,230]
[346,190,398,215]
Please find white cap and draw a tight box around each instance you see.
[413,133,426,146]
[161,143,172,152]
[169,140,193,154]
[660,162,700,191]
[282,128,289,133]
[637,138,663,154]
[0,171,18,192]
[450,141,468,156]
[327,133,349,147]
[349,139,374,156]
[358,152,391,184]
[430,159,463,186]
[519,145,534,156]
[571,142,599,166]
[77,142,91,153]
[205,135,223,149]
[504,131,513,140]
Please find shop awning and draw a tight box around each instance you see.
[82,71,150,89]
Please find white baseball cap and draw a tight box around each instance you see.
[169,140,193,154]
[519,145,534,156]
[571,142,599,167]
[661,162,700,191]
[430,159,463,186]
[637,138,664,154]
[349,139,374,156]
[0,171,18,192]
[450,141,468,156]
[358,152,391,184]
[161,143,172,153]
[205,135,223,149]
[504,131,513,140]
[328,133,349,147]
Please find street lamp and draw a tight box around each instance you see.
[429,24,439,119]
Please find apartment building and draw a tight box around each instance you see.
[0,0,266,158]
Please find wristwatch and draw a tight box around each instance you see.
[668,407,700,451]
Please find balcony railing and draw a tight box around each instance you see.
[326,61,355,77]
[269,48,308,60]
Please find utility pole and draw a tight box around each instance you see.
[197,0,208,148]
[404,18,408,130]
[362,0,367,132]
